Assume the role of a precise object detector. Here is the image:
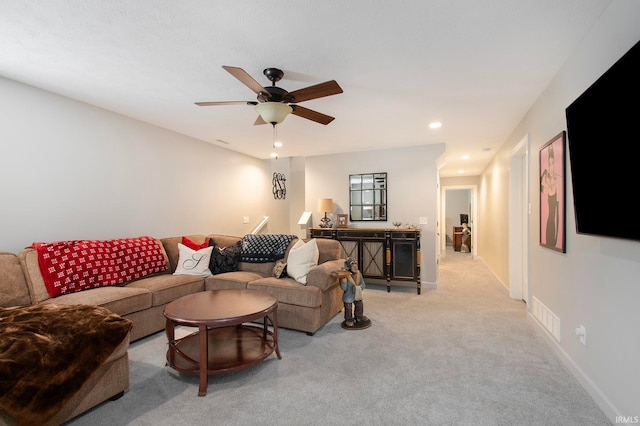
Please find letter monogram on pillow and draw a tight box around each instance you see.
[173,243,213,277]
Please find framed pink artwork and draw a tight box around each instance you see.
[539,131,566,252]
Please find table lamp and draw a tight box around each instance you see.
[317,198,334,228]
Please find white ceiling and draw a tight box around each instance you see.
[0,1,611,177]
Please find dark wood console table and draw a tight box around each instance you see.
[310,228,421,294]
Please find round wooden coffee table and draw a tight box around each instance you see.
[164,289,281,396]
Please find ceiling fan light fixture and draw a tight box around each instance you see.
[255,102,292,124]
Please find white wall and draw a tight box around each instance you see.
[478,1,640,418]
[287,156,308,239]
[304,144,445,286]
[265,157,292,234]
[0,77,290,253]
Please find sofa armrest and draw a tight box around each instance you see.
[305,259,344,292]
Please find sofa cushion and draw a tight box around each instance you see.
[0,252,31,307]
[205,234,242,249]
[315,238,342,263]
[173,243,212,277]
[208,238,241,274]
[248,276,323,308]
[20,248,55,304]
[272,260,287,278]
[238,260,277,276]
[161,235,208,273]
[126,274,204,306]
[29,236,168,297]
[204,270,263,290]
[41,286,152,317]
[286,239,319,284]
[181,236,209,250]
[19,244,164,305]
[306,259,344,292]
[240,234,297,263]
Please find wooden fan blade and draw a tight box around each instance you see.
[222,66,271,99]
[254,115,267,125]
[195,101,258,106]
[287,80,343,103]
[291,105,335,125]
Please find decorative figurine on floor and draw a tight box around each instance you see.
[338,258,371,330]
[461,222,471,253]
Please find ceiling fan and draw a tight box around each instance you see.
[195,66,343,125]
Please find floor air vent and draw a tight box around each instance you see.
[532,296,561,342]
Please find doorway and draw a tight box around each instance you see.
[440,185,478,258]
[508,135,529,303]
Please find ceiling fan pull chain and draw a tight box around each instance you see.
[272,123,279,159]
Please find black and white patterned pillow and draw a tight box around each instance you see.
[240,234,297,263]
[208,239,241,274]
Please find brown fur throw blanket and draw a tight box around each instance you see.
[0,304,133,425]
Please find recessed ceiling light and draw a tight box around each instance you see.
[429,122,442,129]
[273,141,283,148]
[457,169,465,174]
[461,154,470,160]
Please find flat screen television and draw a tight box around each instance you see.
[565,40,640,241]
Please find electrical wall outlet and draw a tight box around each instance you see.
[419,217,428,225]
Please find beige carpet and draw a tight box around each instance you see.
[66,249,611,425]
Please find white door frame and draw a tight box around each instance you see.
[440,185,478,258]
[508,134,529,302]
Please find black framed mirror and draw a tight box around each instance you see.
[349,172,387,221]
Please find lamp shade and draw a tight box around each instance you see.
[255,102,293,124]
[318,198,334,213]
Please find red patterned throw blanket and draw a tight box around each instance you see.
[0,304,133,425]
[31,236,168,297]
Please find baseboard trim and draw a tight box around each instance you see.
[527,313,618,423]
[421,281,437,289]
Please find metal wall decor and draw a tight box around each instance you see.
[272,172,286,199]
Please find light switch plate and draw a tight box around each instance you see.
[419,217,428,225]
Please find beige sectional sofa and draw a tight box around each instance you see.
[15,233,343,340]
[173,234,345,336]
[0,233,344,425]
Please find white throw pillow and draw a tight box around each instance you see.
[173,243,213,277]
[286,239,319,284]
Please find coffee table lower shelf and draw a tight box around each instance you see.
[167,325,278,384]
